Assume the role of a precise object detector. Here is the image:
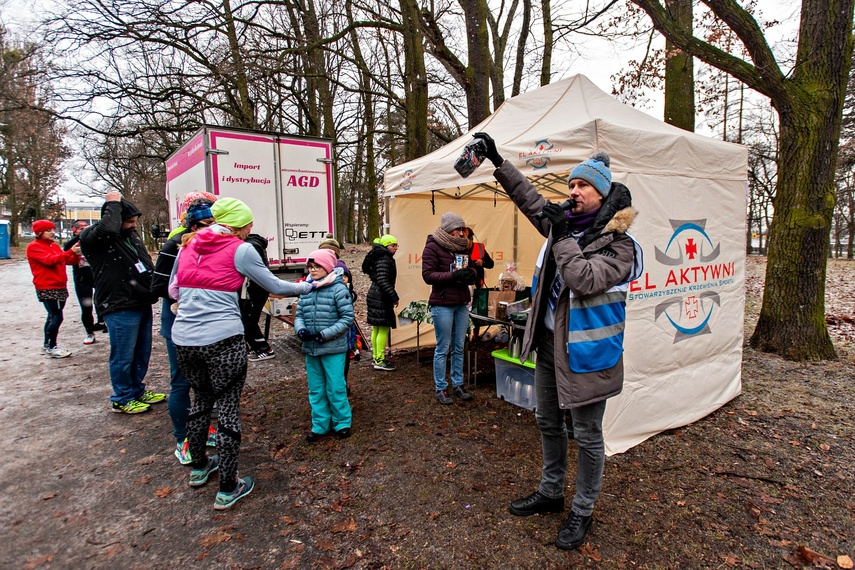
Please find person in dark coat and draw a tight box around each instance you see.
[240,233,275,362]
[421,212,477,405]
[151,198,217,463]
[63,220,106,345]
[79,192,165,414]
[362,234,399,371]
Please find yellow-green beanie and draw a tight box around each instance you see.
[211,197,253,228]
[378,234,398,247]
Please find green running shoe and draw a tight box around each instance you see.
[214,476,255,510]
[111,399,150,414]
[139,390,166,404]
[189,456,219,487]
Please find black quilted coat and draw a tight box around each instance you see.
[364,243,399,328]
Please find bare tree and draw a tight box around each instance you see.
[631,0,855,360]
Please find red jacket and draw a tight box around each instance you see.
[26,238,79,290]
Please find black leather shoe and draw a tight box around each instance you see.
[555,511,593,550]
[509,491,564,516]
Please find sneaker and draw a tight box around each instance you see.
[207,425,217,447]
[189,455,219,487]
[94,322,108,332]
[435,390,453,405]
[555,512,593,550]
[175,439,192,465]
[509,490,565,516]
[373,359,395,371]
[111,399,151,414]
[46,346,72,358]
[139,390,166,404]
[453,385,473,401]
[83,333,96,345]
[248,349,275,362]
[214,476,255,510]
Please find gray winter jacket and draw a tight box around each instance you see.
[495,160,639,409]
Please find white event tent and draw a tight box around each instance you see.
[383,75,747,453]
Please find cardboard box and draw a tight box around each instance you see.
[267,297,298,317]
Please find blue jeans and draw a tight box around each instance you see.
[41,299,66,349]
[162,299,190,442]
[104,306,153,405]
[430,304,469,391]
[534,332,606,516]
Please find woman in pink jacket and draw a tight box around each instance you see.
[25,220,81,358]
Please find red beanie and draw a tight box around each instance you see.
[32,220,56,236]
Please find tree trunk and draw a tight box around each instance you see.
[461,0,491,127]
[750,102,839,358]
[540,0,552,86]
[400,0,429,159]
[663,0,694,131]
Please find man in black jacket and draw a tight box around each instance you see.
[63,220,107,345]
[80,191,164,414]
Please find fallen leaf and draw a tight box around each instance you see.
[429,512,440,520]
[199,531,232,548]
[788,440,801,446]
[23,554,55,569]
[819,443,831,451]
[195,552,210,561]
[329,501,343,512]
[676,501,686,506]
[445,462,457,469]
[579,544,602,561]
[120,449,126,454]
[797,545,834,565]
[280,515,297,524]
[41,493,57,500]
[838,555,854,569]
[331,518,356,533]
[723,553,740,567]
[135,476,152,484]
[154,487,172,498]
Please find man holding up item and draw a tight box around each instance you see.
[472,132,642,551]
[80,191,165,414]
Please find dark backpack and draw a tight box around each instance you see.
[361,248,379,278]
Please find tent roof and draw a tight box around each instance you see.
[384,74,746,198]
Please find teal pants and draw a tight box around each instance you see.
[305,352,351,434]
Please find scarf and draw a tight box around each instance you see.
[432,227,470,252]
[566,207,601,235]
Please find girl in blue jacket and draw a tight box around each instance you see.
[295,249,355,442]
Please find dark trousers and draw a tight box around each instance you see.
[42,299,66,349]
[72,267,101,334]
[240,282,270,352]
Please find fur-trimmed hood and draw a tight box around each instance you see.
[603,206,637,235]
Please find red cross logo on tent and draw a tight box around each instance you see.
[685,296,699,319]
[685,238,698,260]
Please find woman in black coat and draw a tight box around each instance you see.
[362,235,399,370]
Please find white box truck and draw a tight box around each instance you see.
[165,125,336,272]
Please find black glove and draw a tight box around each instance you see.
[452,268,477,284]
[297,328,313,341]
[472,132,503,168]
[313,332,326,344]
[542,202,568,240]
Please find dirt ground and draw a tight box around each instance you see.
[1,245,853,569]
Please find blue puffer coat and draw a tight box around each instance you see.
[294,274,354,356]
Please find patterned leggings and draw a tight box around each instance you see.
[176,334,247,492]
